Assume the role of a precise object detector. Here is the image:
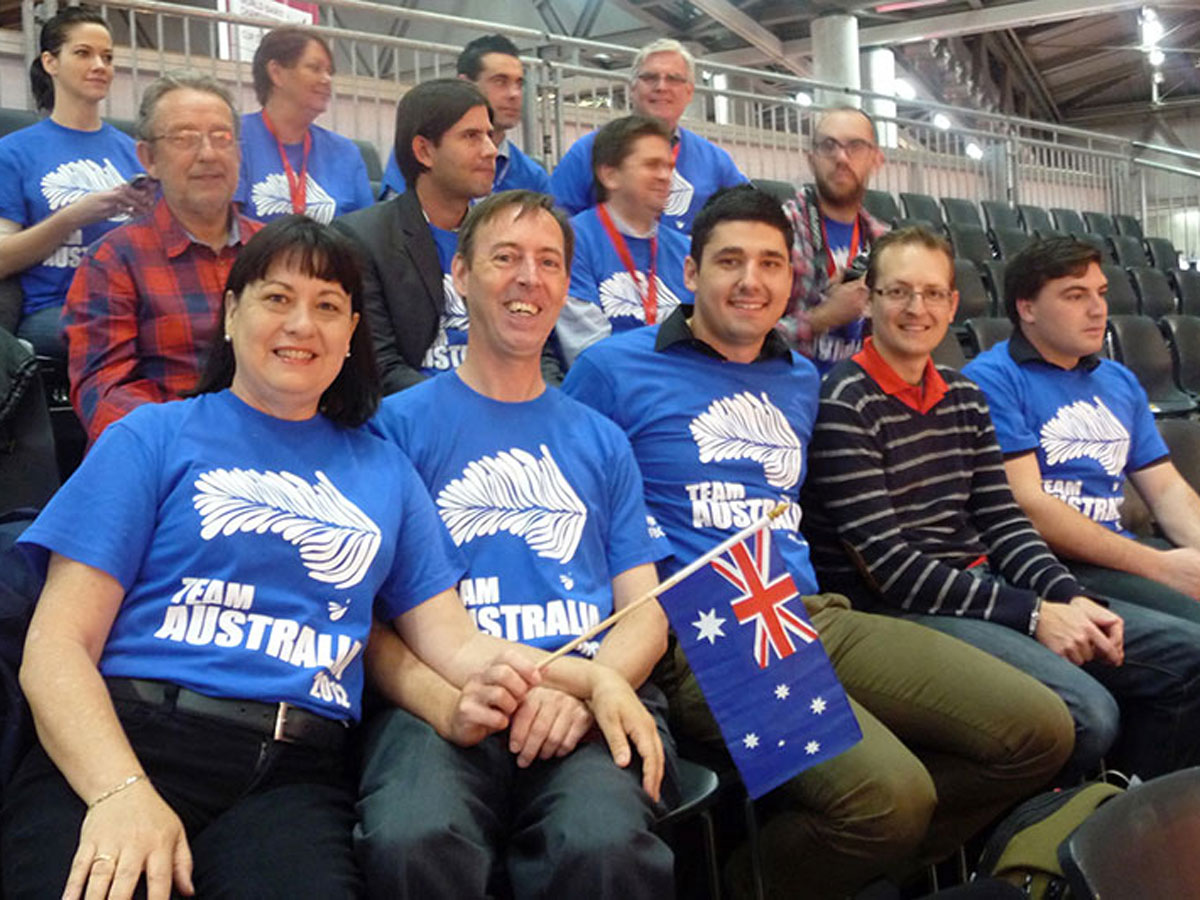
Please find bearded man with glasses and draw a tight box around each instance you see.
[780,106,889,375]
[64,72,261,446]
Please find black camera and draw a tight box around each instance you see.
[841,252,869,283]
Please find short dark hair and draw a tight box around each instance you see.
[865,226,954,290]
[191,216,380,427]
[457,34,520,80]
[32,6,109,111]
[591,115,673,202]
[690,185,794,264]
[251,27,333,106]
[393,79,491,187]
[1003,237,1103,326]
[457,190,574,274]
[812,106,879,146]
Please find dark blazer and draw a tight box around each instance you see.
[332,190,439,395]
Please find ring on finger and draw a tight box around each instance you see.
[91,854,116,865]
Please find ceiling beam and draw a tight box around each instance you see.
[685,0,809,76]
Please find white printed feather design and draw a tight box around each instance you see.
[442,273,470,331]
[1039,396,1130,477]
[193,468,381,589]
[690,391,803,489]
[250,173,336,223]
[664,168,694,217]
[598,271,682,323]
[436,444,587,563]
[40,158,131,221]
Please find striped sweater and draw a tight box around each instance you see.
[802,356,1082,633]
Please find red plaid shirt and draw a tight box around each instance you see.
[64,197,261,446]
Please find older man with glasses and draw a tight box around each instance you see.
[550,38,746,236]
[779,106,889,376]
[63,71,261,446]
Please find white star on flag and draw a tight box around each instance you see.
[692,608,727,645]
[774,684,790,700]
[743,733,760,749]
[805,740,820,755]
[810,696,827,715]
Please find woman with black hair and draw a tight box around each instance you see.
[0,6,155,356]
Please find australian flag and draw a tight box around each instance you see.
[661,527,861,798]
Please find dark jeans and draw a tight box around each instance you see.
[1,696,363,899]
[15,306,65,360]
[1069,536,1200,626]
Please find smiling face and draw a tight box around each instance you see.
[630,51,694,129]
[867,242,958,381]
[226,259,359,420]
[270,39,333,120]
[42,22,114,107]
[685,219,793,363]
[452,205,568,363]
[415,103,497,201]
[1017,261,1108,368]
[470,52,524,133]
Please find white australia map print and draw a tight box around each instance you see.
[421,275,470,366]
[436,444,587,564]
[690,391,803,490]
[192,468,382,590]
[41,158,131,222]
[664,168,694,219]
[250,173,336,223]
[597,271,681,323]
[1039,396,1130,477]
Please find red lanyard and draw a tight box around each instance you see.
[597,203,659,324]
[819,215,860,277]
[262,110,311,214]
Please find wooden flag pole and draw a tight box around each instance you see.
[537,502,791,670]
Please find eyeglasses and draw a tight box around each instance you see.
[149,128,236,152]
[873,285,954,307]
[812,137,876,159]
[635,72,690,88]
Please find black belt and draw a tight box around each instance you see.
[106,678,348,752]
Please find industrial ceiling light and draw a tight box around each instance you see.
[894,78,917,101]
[933,112,952,130]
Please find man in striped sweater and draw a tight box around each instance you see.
[804,225,1200,780]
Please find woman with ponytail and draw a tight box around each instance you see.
[0,6,154,357]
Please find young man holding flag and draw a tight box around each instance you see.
[563,186,1073,899]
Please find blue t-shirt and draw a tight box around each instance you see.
[419,224,469,376]
[236,112,374,224]
[372,372,670,654]
[380,137,551,199]
[964,339,1170,536]
[568,206,693,330]
[562,325,822,593]
[550,127,747,236]
[0,119,143,316]
[811,216,866,376]
[18,390,464,721]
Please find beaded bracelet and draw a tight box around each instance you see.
[87,773,146,810]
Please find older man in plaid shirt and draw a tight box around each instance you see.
[64,72,261,446]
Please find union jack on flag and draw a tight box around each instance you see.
[661,525,861,798]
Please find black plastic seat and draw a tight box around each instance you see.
[976,260,1007,311]
[964,317,1013,355]
[1145,237,1180,271]
[932,328,968,369]
[899,192,943,228]
[105,117,138,138]
[1017,204,1054,234]
[1108,234,1148,268]
[1,333,59,515]
[954,259,991,322]
[1106,315,1196,415]
[1099,264,1138,316]
[1129,266,1178,318]
[946,224,992,263]
[991,227,1032,260]
[942,197,982,227]
[891,217,934,231]
[1114,214,1144,239]
[1083,212,1116,236]
[1159,315,1200,396]
[863,189,900,224]
[0,108,38,139]
[1050,208,1088,235]
[981,200,1022,231]
[352,139,383,184]
[1172,269,1200,316]
[1077,232,1115,263]
[1157,420,1200,495]
[750,179,797,205]
[654,758,723,898]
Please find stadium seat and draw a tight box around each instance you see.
[0,333,59,515]
[942,197,983,228]
[863,189,900,224]
[1100,264,1139,316]
[891,218,932,231]
[1018,204,1054,234]
[1172,269,1200,316]
[1114,214,1144,239]
[964,317,1013,355]
[1158,315,1200,396]
[932,328,968,369]
[1106,315,1196,415]
[0,108,37,139]
[1083,212,1116,236]
[1108,234,1148,268]
[750,179,797,205]
[352,139,384,185]
[1078,232,1115,263]
[900,192,944,228]
[1157,419,1200,495]
[990,227,1032,260]
[1129,266,1178,318]
[654,758,722,899]
[946,225,993,263]
[1145,237,1180,272]
[977,260,1007,310]
[1050,208,1088,235]
[981,200,1022,231]
[106,118,138,138]
[954,259,991,322]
